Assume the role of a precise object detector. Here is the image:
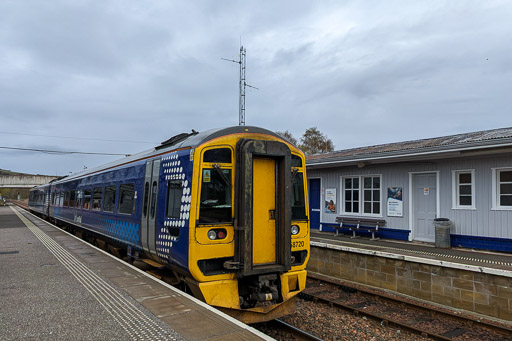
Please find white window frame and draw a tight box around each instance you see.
[451,169,476,210]
[340,174,383,217]
[492,167,512,210]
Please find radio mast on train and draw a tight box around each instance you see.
[222,46,258,126]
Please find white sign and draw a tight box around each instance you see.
[424,187,430,196]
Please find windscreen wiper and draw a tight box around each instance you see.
[213,164,232,188]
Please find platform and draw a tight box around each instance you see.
[0,205,270,340]
[311,229,512,273]
[309,229,512,322]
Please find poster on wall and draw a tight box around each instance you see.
[387,187,403,217]
[325,188,336,213]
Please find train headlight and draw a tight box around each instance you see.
[208,230,218,240]
[291,225,300,235]
[208,229,227,240]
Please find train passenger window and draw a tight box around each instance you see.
[291,155,303,168]
[70,190,76,207]
[150,181,157,219]
[291,173,307,220]
[118,184,135,215]
[103,186,116,213]
[92,187,103,211]
[76,190,82,208]
[203,148,231,163]
[166,180,182,218]
[64,191,70,207]
[198,168,232,224]
[75,189,83,208]
[143,182,149,218]
[83,189,92,210]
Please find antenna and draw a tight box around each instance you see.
[222,45,258,126]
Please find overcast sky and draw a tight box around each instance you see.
[1,1,511,175]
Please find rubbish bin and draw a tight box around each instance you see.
[434,218,452,248]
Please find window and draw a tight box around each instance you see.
[118,184,135,215]
[92,187,102,211]
[494,169,512,209]
[143,182,149,218]
[291,173,307,220]
[344,177,359,213]
[103,186,116,213]
[363,176,381,215]
[291,154,303,168]
[76,190,82,208]
[452,170,475,209]
[203,148,231,163]
[342,175,381,216]
[166,180,183,218]
[64,191,70,207]
[83,189,92,210]
[150,181,157,218]
[198,168,232,224]
[69,190,76,207]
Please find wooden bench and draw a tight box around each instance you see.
[335,217,386,241]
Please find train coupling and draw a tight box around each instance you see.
[239,274,280,308]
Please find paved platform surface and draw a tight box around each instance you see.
[311,229,512,273]
[0,205,269,341]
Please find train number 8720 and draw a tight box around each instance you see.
[292,240,305,248]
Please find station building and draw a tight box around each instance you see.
[306,127,512,252]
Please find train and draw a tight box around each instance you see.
[28,126,310,323]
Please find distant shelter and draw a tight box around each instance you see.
[306,127,512,252]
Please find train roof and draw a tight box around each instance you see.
[47,126,282,185]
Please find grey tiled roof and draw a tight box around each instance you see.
[306,127,512,165]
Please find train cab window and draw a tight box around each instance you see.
[203,148,231,163]
[64,191,70,207]
[118,184,135,215]
[69,190,76,207]
[83,189,92,210]
[166,180,182,218]
[198,168,232,224]
[103,186,116,213]
[291,173,307,220]
[92,187,102,211]
[291,154,303,168]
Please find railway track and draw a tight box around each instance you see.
[304,275,512,340]
[264,319,323,341]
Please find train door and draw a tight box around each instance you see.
[234,139,291,276]
[141,159,161,261]
[308,178,321,230]
[252,157,277,264]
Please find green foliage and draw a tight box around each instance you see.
[275,130,298,146]
[299,127,334,155]
[276,127,334,155]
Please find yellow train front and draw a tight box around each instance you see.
[187,126,309,323]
